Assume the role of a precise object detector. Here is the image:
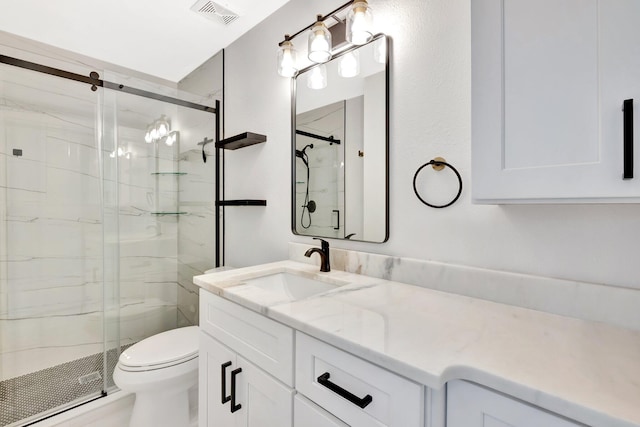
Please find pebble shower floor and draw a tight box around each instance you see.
[0,345,132,426]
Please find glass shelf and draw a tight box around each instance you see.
[150,212,188,216]
[151,172,187,176]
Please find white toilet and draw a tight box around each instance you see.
[113,326,199,427]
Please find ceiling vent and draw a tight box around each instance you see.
[190,0,240,25]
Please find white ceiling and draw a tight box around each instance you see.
[0,0,290,82]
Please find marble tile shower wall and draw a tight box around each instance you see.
[0,105,106,380]
[0,102,179,381]
[176,149,215,326]
[115,127,178,344]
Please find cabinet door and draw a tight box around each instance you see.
[199,332,237,427]
[234,356,293,427]
[472,0,640,203]
[447,381,581,427]
[294,395,350,427]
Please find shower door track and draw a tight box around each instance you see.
[0,55,217,114]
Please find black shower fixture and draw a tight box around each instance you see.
[296,143,316,228]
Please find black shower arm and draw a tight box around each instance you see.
[295,130,341,145]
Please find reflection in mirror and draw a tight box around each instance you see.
[292,34,388,243]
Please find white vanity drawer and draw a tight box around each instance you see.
[295,332,423,427]
[294,395,349,427]
[200,291,294,386]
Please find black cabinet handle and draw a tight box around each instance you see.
[221,361,232,404]
[230,367,242,413]
[317,372,373,409]
[624,99,634,179]
[332,210,340,230]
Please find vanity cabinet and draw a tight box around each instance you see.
[447,381,581,427]
[296,332,423,427]
[472,0,640,203]
[199,332,293,427]
[199,292,295,426]
[294,395,349,427]
[199,290,425,427]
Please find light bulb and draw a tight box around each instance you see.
[347,1,374,45]
[307,64,327,90]
[277,37,298,77]
[308,16,332,63]
[339,51,360,78]
[144,127,153,143]
[157,122,168,138]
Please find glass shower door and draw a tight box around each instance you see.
[0,61,113,426]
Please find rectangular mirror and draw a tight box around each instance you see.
[292,34,388,243]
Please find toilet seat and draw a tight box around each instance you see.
[118,326,199,372]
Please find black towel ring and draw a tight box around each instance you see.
[413,158,463,209]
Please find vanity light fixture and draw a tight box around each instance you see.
[144,116,177,146]
[346,0,374,45]
[277,35,298,77]
[307,64,328,90]
[338,50,360,78]
[308,15,332,63]
[276,0,376,78]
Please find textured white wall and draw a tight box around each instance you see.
[224,0,640,290]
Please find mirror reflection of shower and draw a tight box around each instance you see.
[295,100,345,237]
[296,143,316,228]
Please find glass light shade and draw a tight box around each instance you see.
[156,117,170,138]
[346,1,374,45]
[144,126,153,143]
[338,51,360,78]
[307,64,327,90]
[277,40,298,77]
[308,20,332,63]
[165,133,175,147]
[150,127,159,142]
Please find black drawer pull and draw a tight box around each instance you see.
[221,361,232,404]
[624,99,634,179]
[317,372,373,409]
[230,367,243,413]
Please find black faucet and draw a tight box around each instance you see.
[304,238,330,272]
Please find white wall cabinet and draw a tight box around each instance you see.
[447,381,581,427]
[199,331,293,427]
[472,0,640,203]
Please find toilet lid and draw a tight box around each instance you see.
[119,326,199,370]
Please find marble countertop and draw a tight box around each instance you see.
[194,260,640,427]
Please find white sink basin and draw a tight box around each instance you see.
[240,272,339,301]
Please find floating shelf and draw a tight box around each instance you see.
[216,132,267,150]
[217,199,267,207]
[151,172,187,176]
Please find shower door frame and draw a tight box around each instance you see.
[0,54,220,426]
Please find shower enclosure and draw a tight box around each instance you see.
[0,52,220,426]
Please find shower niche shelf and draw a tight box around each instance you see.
[217,200,267,207]
[151,211,188,216]
[151,172,187,176]
[216,132,267,150]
